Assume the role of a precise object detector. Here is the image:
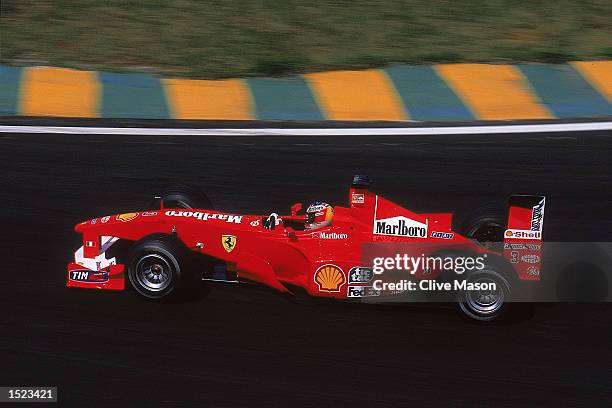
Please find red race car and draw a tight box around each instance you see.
[67,176,545,321]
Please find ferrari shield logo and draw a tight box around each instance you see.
[222,235,237,253]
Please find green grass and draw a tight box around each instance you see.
[2,0,611,78]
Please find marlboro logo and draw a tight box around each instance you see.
[165,210,243,224]
[374,216,428,238]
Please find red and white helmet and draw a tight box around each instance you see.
[305,202,333,230]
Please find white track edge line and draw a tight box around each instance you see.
[1,122,612,136]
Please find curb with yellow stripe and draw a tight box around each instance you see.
[1,62,611,120]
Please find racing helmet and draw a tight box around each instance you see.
[305,202,333,230]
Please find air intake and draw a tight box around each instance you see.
[351,175,372,189]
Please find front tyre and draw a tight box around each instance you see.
[127,237,185,300]
[457,268,511,322]
[160,185,213,210]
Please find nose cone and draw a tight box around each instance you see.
[75,220,89,233]
[75,215,110,232]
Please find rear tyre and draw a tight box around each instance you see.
[127,236,187,300]
[458,205,505,249]
[153,185,213,210]
[457,268,511,322]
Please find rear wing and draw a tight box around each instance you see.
[503,196,545,281]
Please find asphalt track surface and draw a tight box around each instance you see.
[1,129,611,407]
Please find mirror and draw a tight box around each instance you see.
[290,202,302,216]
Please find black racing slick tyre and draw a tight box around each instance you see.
[458,205,505,249]
[457,268,512,322]
[127,236,188,300]
[156,185,213,210]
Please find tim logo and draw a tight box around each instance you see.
[70,270,108,282]
[71,270,89,281]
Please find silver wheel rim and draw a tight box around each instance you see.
[465,277,505,315]
[135,254,172,292]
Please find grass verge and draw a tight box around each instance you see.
[2,0,611,78]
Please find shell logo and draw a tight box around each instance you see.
[116,212,139,222]
[505,230,513,237]
[314,264,346,292]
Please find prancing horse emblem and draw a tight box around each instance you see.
[222,235,237,253]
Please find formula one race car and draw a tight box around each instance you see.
[67,176,546,321]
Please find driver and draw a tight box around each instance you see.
[305,202,333,230]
